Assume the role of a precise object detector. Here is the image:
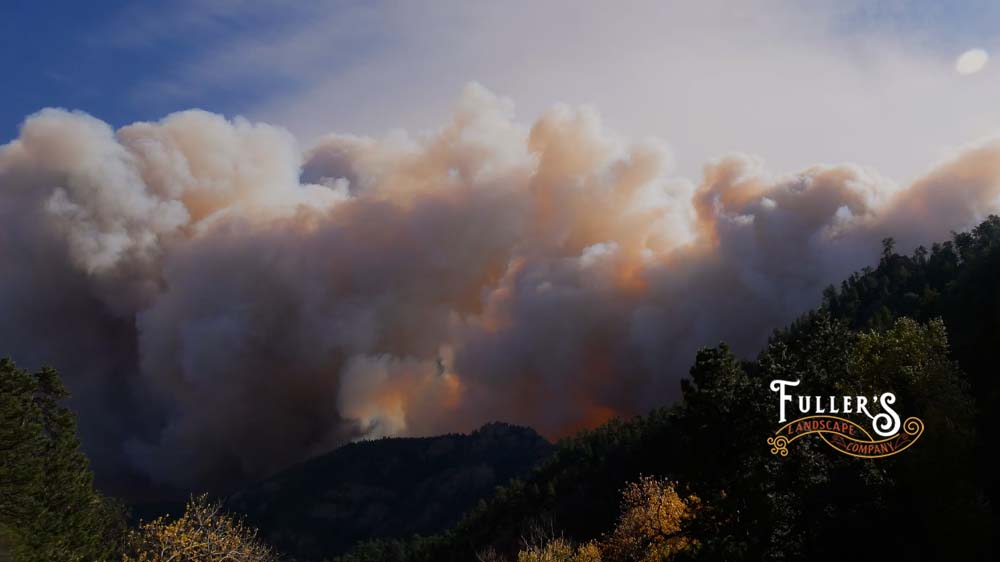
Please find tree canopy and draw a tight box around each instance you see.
[0,358,124,562]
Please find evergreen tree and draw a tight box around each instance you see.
[0,358,124,561]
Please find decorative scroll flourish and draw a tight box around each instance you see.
[767,415,924,459]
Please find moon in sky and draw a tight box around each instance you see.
[956,48,989,75]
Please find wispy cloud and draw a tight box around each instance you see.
[93,1,1000,183]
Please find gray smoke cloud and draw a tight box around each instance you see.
[2,84,999,489]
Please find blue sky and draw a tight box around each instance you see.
[4,0,1000,180]
[0,1,343,139]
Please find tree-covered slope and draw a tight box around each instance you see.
[226,422,553,560]
[821,216,1000,524]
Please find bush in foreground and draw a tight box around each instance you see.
[124,495,277,562]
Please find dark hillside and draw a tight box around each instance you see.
[227,422,553,560]
[821,216,1000,522]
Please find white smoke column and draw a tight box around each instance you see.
[2,84,999,489]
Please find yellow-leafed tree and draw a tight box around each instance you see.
[123,494,276,562]
[602,476,699,562]
[515,476,699,562]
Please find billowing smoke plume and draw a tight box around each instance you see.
[3,84,999,490]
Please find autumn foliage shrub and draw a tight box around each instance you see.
[124,494,276,562]
[516,476,700,562]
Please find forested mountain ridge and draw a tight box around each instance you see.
[226,422,553,560]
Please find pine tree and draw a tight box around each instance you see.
[0,358,124,561]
